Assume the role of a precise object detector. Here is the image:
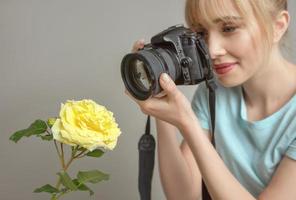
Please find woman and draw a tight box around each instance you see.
[127,0,296,199]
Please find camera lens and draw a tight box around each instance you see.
[121,48,179,100]
[130,59,152,92]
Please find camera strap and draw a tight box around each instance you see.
[138,81,216,200]
[138,115,156,200]
[202,79,217,200]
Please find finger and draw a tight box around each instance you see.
[159,73,179,99]
[154,90,167,98]
[131,39,145,53]
[139,95,172,117]
[125,88,170,117]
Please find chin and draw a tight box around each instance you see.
[216,76,243,88]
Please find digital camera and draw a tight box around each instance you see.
[121,24,214,100]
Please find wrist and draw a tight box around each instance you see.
[178,111,199,134]
[155,118,171,126]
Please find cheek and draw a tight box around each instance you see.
[228,33,260,67]
[217,33,262,87]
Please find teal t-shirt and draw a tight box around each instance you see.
[191,82,296,197]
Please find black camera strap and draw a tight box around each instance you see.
[202,80,217,200]
[138,115,156,200]
[138,81,216,200]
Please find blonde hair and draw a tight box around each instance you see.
[185,0,288,50]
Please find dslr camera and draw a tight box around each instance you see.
[121,24,214,100]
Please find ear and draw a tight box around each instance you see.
[273,10,290,43]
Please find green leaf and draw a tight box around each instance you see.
[39,134,53,141]
[9,120,48,143]
[57,171,78,191]
[33,184,60,194]
[86,149,104,158]
[77,170,109,184]
[73,179,94,196]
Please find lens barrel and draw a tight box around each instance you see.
[121,48,179,100]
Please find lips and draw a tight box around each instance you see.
[214,62,237,75]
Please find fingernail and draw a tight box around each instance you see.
[162,73,170,83]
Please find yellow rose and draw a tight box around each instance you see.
[51,99,121,151]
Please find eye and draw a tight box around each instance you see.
[222,25,237,33]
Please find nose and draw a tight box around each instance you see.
[207,32,227,60]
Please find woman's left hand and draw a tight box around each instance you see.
[125,73,196,130]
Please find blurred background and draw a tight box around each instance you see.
[0,0,295,199]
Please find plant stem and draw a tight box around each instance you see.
[60,143,65,168]
[51,145,86,199]
[54,140,64,167]
[51,143,69,200]
[55,189,71,199]
[50,177,62,200]
[74,149,87,159]
[64,157,74,171]
[50,127,63,168]
[53,140,60,156]
[50,195,58,200]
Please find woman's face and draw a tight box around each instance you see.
[196,1,266,87]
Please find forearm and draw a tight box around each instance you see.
[156,119,200,200]
[179,116,256,200]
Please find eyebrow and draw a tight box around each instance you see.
[213,16,243,24]
[194,16,243,29]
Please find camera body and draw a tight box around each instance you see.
[121,24,214,100]
[150,24,213,85]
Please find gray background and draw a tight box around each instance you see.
[0,1,295,200]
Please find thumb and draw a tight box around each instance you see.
[159,73,178,98]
